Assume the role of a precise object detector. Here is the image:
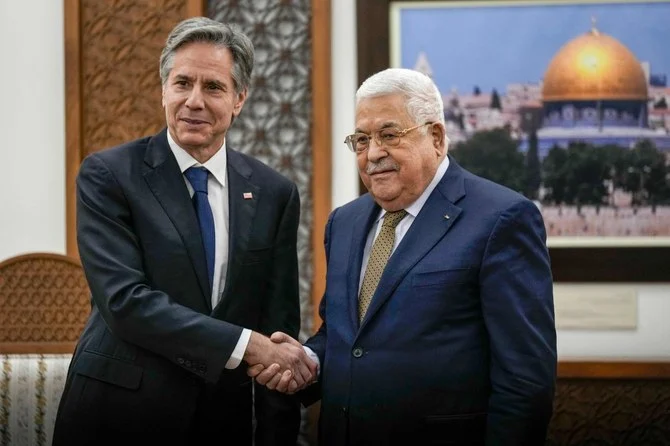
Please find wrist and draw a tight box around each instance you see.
[243,331,268,365]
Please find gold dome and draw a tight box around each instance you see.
[542,27,648,101]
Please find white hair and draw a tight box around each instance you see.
[356,68,447,135]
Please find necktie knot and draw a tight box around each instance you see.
[184,167,209,194]
[382,210,407,229]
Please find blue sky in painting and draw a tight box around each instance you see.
[398,1,670,95]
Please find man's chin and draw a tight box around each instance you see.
[174,133,208,149]
[369,187,401,205]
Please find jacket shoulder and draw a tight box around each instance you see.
[233,149,296,189]
[459,166,532,211]
[329,193,375,221]
[83,135,153,167]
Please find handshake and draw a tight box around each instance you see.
[244,331,318,394]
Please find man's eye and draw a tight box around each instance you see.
[379,130,398,140]
[355,135,370,145]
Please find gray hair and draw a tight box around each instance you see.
[356,68,446,131]
[159,17,254,93]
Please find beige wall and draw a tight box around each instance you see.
[0,0,65,259]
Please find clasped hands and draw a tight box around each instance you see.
[245,331,317,394]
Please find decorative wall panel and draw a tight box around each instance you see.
[80,0,187,158]
[549,379,670,445]
[0,254,89,353]
[208,0,315,339]
[66,0,203,256]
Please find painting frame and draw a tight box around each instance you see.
[356,0,670,282]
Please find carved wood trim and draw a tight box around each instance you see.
[310,0,332,330]
[185,0,206,17]
[559,361,670,379]
[64,0,81,258]
[0,253,90,354]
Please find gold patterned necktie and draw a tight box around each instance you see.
[358,209,408,323]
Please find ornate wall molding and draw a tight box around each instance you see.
[0,254,89,353]
[550,379,670,445]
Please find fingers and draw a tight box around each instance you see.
[266,369,291,391]
[253,363,280,385]
[293,356,313,386]
[274,371,295,393]
[288,360,306,388]
[247,363,266,378]
[303,356,318,384]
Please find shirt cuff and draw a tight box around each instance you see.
[225,328,251,369]
[303,346,321,378]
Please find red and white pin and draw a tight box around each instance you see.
[243,192,253,200]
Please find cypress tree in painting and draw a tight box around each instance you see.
[525,128,541,200]
[490,88,502,110]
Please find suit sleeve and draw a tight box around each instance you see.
[253,182,302,446]
[479,199,557,446]
[76,154,242,383]
[298,208,336,407]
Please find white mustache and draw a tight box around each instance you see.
[367,160,400,175]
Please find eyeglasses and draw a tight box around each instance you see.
[343,122,434,153]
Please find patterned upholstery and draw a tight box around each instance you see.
[0,253,89,446]
[0,354,71,446]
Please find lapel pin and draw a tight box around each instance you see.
[243,192,253,200]
[444,214,450,219]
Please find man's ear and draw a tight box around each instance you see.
[432,123,446,156]
[233,88,248,117]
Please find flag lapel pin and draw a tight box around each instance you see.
[243,192,253,200]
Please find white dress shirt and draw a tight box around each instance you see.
[305,155,451,372]
[167,131,250,369]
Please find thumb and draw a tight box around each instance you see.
[270,331,295,344]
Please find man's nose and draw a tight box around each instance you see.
[185,86,204,109]
[367,137,387,162]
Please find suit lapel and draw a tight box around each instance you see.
[346,196,380,328]
[216,149,259,314]
[358,158,467,332]
[142,129,211,309]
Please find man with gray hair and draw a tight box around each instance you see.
[53,16,315,445]
[251,68,557,445]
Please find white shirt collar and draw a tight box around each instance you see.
[167,130,228,188]
[378,154,450,221]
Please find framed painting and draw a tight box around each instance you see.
[357,0,670,281]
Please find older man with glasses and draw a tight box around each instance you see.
[250,67,557,446]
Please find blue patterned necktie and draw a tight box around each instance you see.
[184,167,215,293]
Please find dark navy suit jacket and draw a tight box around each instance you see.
[54,128,300,445]
[305,157,557,446]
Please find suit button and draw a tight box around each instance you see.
[352,347,363,358]
[177,357,185,364]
